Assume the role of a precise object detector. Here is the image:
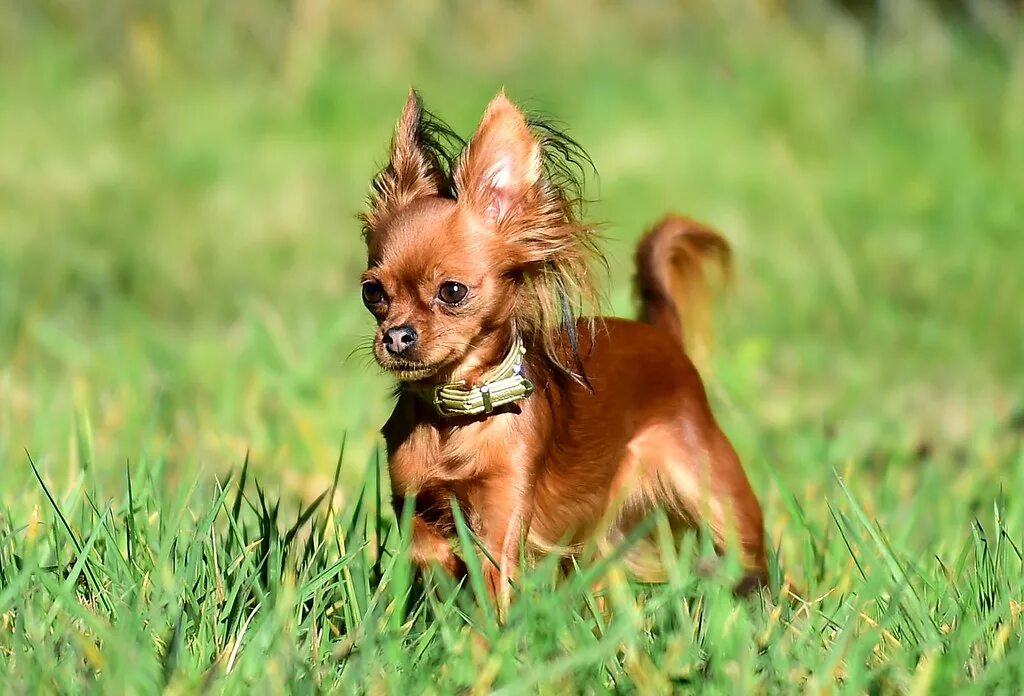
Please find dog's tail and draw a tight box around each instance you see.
[634,215,732,361]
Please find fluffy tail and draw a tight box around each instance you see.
[634,215,733,359]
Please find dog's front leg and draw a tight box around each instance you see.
[409,514,466,579]
[474,480,534,613]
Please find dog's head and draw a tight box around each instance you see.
[360,90,601,383]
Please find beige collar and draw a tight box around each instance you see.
[411,333,535,418]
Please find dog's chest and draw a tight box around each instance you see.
[386,413,518,494]
[385,417,520,538]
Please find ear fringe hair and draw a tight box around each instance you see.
[515,115,606,386]
[361,92,465,238]
[410,102,464,197]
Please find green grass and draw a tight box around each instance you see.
[3,444,1023,692]
[2,1,1024,692]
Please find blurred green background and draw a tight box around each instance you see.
[1,0,1022,550]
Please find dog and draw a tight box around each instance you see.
[359,90,767,604]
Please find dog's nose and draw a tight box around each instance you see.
[383,325,418,356]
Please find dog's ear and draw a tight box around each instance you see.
[363,90,449,234]
[454,92,542,224]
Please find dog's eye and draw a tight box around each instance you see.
[437,281,468,305]
[361,280,386,306]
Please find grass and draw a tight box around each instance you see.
[2,0,1024,692]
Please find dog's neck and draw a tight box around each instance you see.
[406,324,535,418]
[433,323,515,386]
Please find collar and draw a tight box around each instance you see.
[410,333,535,418]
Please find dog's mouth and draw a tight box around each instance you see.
[373,340,462,383]
[377,358,444,382]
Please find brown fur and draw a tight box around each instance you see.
[361,90,767,605]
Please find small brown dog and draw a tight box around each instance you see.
[360,90,766,603]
